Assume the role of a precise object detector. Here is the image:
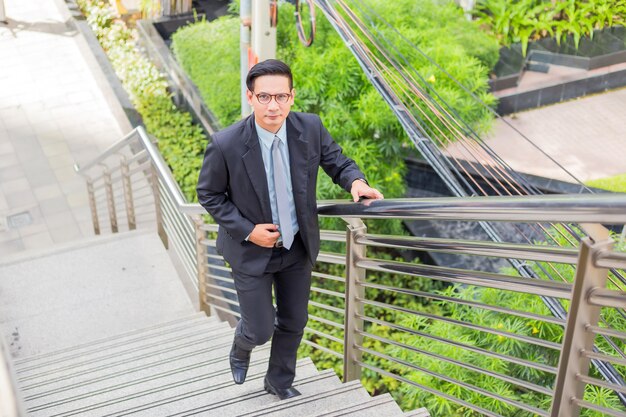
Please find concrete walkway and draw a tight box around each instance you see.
[0,0,125,257]
[446,87,626,184]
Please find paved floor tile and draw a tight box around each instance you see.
[0,0,123,255]
[21,230,55,250]
[33,183,63,201]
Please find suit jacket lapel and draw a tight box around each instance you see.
[242,115,273,222]
[286,114,309,216]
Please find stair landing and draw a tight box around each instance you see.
[0,231,195,359]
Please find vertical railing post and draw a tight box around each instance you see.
[551,225,613,417]
[85,177,100,235]
[120,156,136,231]
[102,166,118,233]
[193,215,211,316]
[150,164,168,248]
[343,218,366,382]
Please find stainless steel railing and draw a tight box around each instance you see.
[67,126,626,417]
[1,333,27,417]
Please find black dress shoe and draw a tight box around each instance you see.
[229,342,251,385]
[264,377,301,400]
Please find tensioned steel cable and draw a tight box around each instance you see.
[333,0,626,289]
[312,0,626,406]
[339,0,626,379]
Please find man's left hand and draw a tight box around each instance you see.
[350,179,384,202]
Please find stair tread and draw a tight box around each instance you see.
[403,407,431,417]
[320,393,404,416]
[239,379,371,417]
[21,330,235,400]
[16,317,225,377]
[106,360,334,417]
[28,356,317,417]
[14,313,211,368]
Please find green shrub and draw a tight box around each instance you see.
[171,0,498,230]
[586,173,626,193]
[475,0,626,55]
[77,0,206,201]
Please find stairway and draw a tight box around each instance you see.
[12,313,428,416]
[1,230,429,416]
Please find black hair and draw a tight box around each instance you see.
[246,59,293,91]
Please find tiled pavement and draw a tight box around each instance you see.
[446,85,626,183]
[0,0,124,256]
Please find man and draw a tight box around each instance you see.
[196,59,383,400]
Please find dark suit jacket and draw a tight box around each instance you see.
[196,112,365,276]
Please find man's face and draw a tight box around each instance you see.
[247,75,295,133]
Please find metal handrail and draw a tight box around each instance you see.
[1,332,27,417]
[69,127,626,417]
[318,195,626,223]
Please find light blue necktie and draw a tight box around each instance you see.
[272,136,294,249]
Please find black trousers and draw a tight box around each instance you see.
[232,233,312,389]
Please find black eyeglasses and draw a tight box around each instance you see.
[253,92,292,105]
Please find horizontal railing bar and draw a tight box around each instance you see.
[355,360,505,417]
[205,282,237,296]
[357,258,572,299]
[320,230,346,243]
[358,281,565,325]
[319,194,626,224]
[311,271,345,283]
[588,288,626,309]
[356,233,579,264]
[200,239,217,248]
[317,252,346,265]
[209,303,241,319]
[359,314,557,374]
[310,286,345,299]
[304,327,344,345]
[199,224,219,232]
[168,244,197,292]
[161,201,195,245]
[206,273,234,285]
[572,398,626,417]
[204,263,232,274]
[75,129,141,173]
[586,325,626,341]
[128,160,151,176]
[161,211,196,265]
[309,300,344,315]
[357,346,550,417]
[205,292,239,308]
[577,373,626,396]
[358,298,562,350]
[125,149,148,165]
[595,251,626,269]
[308,314,345,330]
[358,330,553,396]
[581,349,626,367]
[301,339,343,359]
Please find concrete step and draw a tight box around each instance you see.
[14,313,213,373]
[1,231,196,359]
[318,392,403,416]
[17,319,229,382]
[238,379,371,417]
[99,358,329,417]
[404,407,431,416]
[27,345,275,416]
[21,326,234,399]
